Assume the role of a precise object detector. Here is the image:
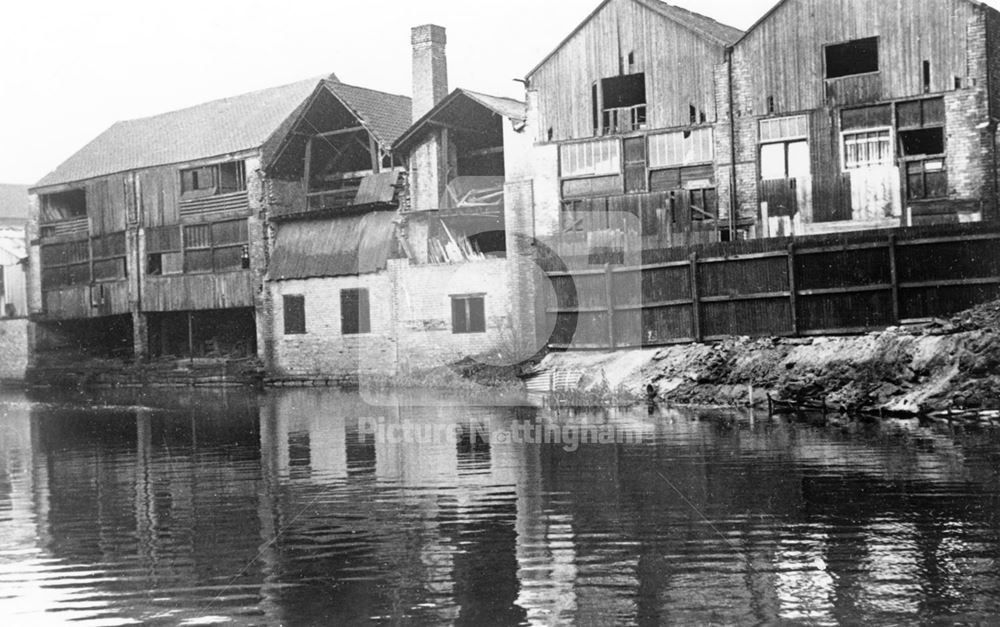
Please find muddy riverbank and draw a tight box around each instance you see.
[533,300,1000,415]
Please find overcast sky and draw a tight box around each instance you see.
[3,0,998,185]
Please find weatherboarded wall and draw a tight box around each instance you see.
[0,318,28,383]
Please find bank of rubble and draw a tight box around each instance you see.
[533,300,1000,416]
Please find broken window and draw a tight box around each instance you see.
[647,128,714,169]
[341,288,371,335]
[283,295,306,335]
[40,189,87,223]
[146,225,183,276]
[689,188,718,222]
[181,160,246,198]
[898,98,946,199]
[825,37,879,79]
[843,129,892,170]
[560,139,621,177]
[600,73,646,134]
[451,295,485,334]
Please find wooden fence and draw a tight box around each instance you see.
[541,222,1000,349]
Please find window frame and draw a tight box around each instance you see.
[841,127,894,172]
[180,160,247,199]
[451,294,486,335]
[181,218,250,275]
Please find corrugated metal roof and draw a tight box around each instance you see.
[0,184,29,222]
[34,75,334,190]
[324,81,413,147]
[270,211,397,280]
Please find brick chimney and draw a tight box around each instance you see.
[411,24,448,121]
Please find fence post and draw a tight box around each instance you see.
[888,233,900,324]
[787,242,798,336]
[605,263,616,350]
[690,252,702,342]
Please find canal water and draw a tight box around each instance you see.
[0,388,998,626]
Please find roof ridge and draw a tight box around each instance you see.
[112,74,334,126]
[324,79,411,101]
[458,88,526,105]
[635,0,743,44]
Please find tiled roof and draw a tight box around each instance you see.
[34,75,333,189]
[0,184,29,222]
[324,81,413,147]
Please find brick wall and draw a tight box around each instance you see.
[0,318,28,382]
[266,257,515,378]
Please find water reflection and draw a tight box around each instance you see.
[0,388,997,625]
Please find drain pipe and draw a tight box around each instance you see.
[726,46,738,238]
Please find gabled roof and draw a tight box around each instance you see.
[393,88,526,154]
[323,80,413,148]
[33,74,336,190]
[526,0,742,79]
[732,0,999,47]
[0,184,29,223]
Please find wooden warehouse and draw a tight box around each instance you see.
[526,0,744,254]
[727,0,1000,237]
[28,74,411,367]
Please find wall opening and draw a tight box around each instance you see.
[825,37,879,79]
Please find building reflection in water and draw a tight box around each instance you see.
[0,388,998,624]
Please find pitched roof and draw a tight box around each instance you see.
[34,75,335,190]
[526,0,742,79]
[0,184,29,222]
[269,210,397,280]
[636,0,743,44]
[323,80,413,147]
[393,88,526,154]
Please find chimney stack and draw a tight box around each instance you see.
[411,24,448,122]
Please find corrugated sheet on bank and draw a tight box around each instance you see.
[270,211,397,280]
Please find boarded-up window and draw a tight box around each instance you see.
[283,295,306,335]
[841,105,891,131]
[183,219,249,273]
[647,128,714,168]
[825,37,879,79]
[40,239,90,289]
[451,295,485,334]
[341,288,371,335]
[146,225,182,276]
[559,139,621,178]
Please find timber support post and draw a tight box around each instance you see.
[605,263,616,350]
[787,242,798,336]
[690,252,701,342]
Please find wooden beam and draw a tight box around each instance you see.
[465,146,505,157]
[427,120,491,135]
[369,135,380,173]
[303,137,313,192]
[313,126,366,139]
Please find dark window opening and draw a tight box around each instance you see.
[283,295,306,335]
[690,105,697,125]
[467,230,506,255]
[767,96,775,114]
[451,295,485,334]
[900,128,944,157]
[897,98,945,129]
[923,60,931,93]
[341,288,371,335]
[147,253,163,275]
[547,127,554,141]
[600,73,646,134]
[592,83,600,135]
[40,189,87,223]
[825,37,879,79]
[627,51,635,69]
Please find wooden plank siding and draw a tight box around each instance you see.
[733,0,980,115]
[529,0,727,141]
[142,272,254,312]
[543,222,1000,349]
[40,281,129,320]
